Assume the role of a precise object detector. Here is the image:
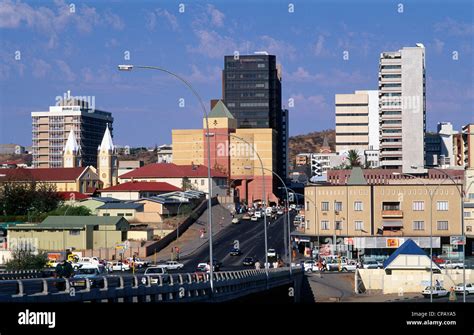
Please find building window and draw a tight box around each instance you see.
[437,221,448,230]
[382,202,400,211]
[335,221,343,230]
[69,230,80,236]
[354,201,363,211]
[437,201,449,211]
[321,221,330,230]
[103,213,110,216]
[413,221,425,230]
[355,221,363,231]
[334,202,343,212]
[201,179,205,186]
[125,213,133,217]
[413,201,425,211]
[321,202,329,211]
[464,212,471,218]
[117,213,125,217]
[468,193,474,200]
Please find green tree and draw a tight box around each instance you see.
[182,177,195,191]
[346,149,361,168]
[5,249,47,271]
[48,205,92,216]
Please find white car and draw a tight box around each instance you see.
[277,209,284,215]
[107,261,130,272]
[422,286,449,298]
[144,267,168,284]
[254,211,262,218]
[341,261,358,272]
[250,216,258,221]
[454,283,474,294]
[439,260,464,269]
[231,218,240,224]
[158,261,184,271]
[303,260,318,272]
[267,249,277,258]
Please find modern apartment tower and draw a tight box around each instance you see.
[335,90,379,154]
[378,44,426,173]
[222,54,286,180]
[31,91,114,168]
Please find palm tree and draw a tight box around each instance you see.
[347,149,361,168]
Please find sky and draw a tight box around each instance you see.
[0,0,473,148]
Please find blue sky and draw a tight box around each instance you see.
[0,0,472,148]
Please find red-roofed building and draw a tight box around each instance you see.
[98,181,181,200]
[57,191,89,201]
[0,166,101,194]
[118,163,228,196]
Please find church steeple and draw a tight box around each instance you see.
[97,124,117,188]
[63,128,81,167]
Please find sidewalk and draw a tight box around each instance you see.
[147,204,234,263]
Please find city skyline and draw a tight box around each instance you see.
[0,0,473,148]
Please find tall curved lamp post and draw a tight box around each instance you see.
[207,131,269,278]
[262,168,291,273]
[118,64,215,292]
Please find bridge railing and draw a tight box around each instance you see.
[0,267,302,303]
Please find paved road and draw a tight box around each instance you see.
[178,211,294,272]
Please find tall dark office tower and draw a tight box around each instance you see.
[222,54,286,180]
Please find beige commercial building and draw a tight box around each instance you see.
[172,100,278,202]
[302,171,463,258]
[7,216,129,251]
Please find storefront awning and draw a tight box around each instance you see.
[382,221,403,228]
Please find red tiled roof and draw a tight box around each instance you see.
[98,181,181,192]
[120,163,227,179]
[57,191,89,200]
[0,167,86,182]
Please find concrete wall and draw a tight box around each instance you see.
[8,229,88,250]
[358,269,474,294]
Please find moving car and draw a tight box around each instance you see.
[303,260,317,273]
[454,283,474,294]
[254,210,262,218]
[267,249,277,258]
[277,209,284,215]
[107,261,130,272]
[422,286,448,298]
[250,216,258,222]
[127,257,150,268]
[242,257,255,266]
[71,264,107,288]
[242,214,251,220]
[144,267,169,284]
[157,261,184,271]
[341,261,358,272]
[230,248,242,256]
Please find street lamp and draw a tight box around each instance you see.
[262,168,291,273]
[118,64,215,292]
[410,165,473,303]
[205,132,269,278]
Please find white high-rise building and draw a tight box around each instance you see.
[335,90,379,155]
[378,44,426,173]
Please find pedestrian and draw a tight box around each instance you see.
[255,261,261,270]
[449,287,457,302]
[435,279,441,288]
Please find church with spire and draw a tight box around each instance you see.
[63,128,82,168]
[96,124,118,188]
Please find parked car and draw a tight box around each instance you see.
[230,248,242,256]
[254,210,262,218]
[362,260,382,269]
[231,218,240,224]
[277,209,284,215]
[242,257,256,266]
[422,286,448,298]
[454,283,474,294]
[107,261,130,272]
[242,214,252,220]
[267,249,277,258]
[439,260,464,269]
[144,267,169,284]
[303,260,317,273]
[157,261,184,271]
[71,264,107,288]
[46,260,60,268]
[251,216,259,222]
[341,261,358,272]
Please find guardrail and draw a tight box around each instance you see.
[0,267,302,303]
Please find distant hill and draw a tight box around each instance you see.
[288,129,335,169]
